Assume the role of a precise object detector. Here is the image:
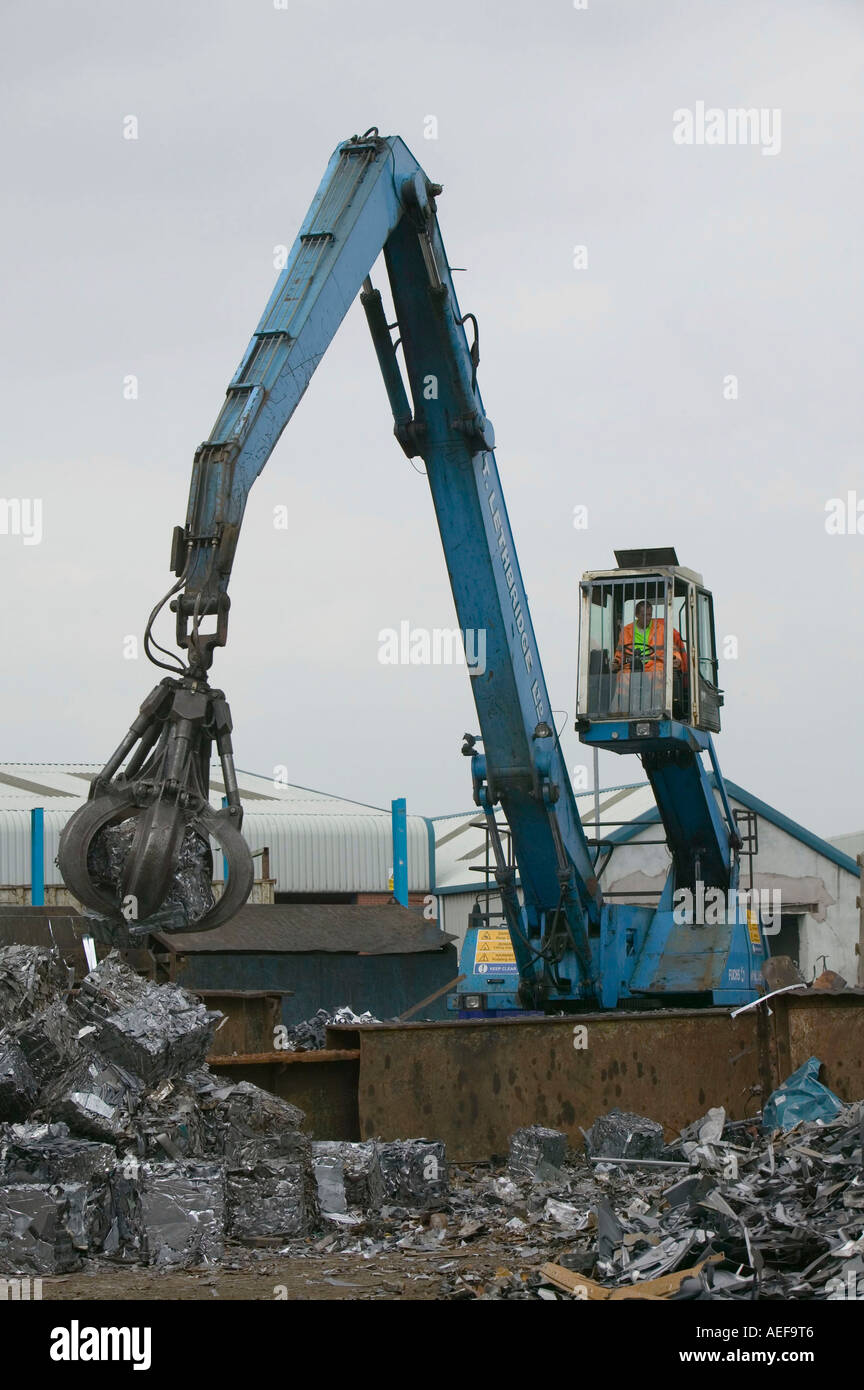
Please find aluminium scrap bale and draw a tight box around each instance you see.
[377,1139,448,1210]
[72,953,148,1024]
[87,819,214,929]
[1,1121,116,1254]
[508,1125,568,1180]
[10,999,81,1086]
[138,1159,225,1267]
[73,955,220,1086]
[0,1184,83,1274]
[0,1121,115,1186]
[217,1087,320,1239]
[107,1158,226,1267]
[312,1140,385,1212]
[194,1077,306,1163]
[585,1108,664,1161]
[0,1041,38,1121]
[0,945,69,1028]
[40,1052,142,1143]
[0,1142,117,1258]
[226,1155,320,1240]
[130,1076,208,1161]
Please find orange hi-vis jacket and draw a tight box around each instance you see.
[614,619,688,673]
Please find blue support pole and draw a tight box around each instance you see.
[221,795,229,882]
[391,798,408,906]
[30,807,45,906]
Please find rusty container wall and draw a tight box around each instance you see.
[201,991,284,1060]
[210,1053,361,1141]
[773,994,864,1100]
[329,1010,763,1162]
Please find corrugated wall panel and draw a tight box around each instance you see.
[239,813,430,892]
[0,808,77,886]
[0,807,431,895]
[438,891,479,956]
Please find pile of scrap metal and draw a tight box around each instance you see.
[0,946,439,1273]
[280,1005,380,1052]
[226,1097,864,1303]
[468,1093,864,1300]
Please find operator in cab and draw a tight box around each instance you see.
[612,600,688,675]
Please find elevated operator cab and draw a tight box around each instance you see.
[576,547,723,735]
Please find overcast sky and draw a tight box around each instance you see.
[2,0,862,835]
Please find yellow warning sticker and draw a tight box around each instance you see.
[747,912,762,946]
[474,929,517,964]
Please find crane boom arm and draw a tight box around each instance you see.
[170,130,601,985]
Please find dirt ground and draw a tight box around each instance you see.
[38,1245,529,1301]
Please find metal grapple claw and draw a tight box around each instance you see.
[58,677,253,936]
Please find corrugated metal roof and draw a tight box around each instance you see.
[0,763,393,815]
[154,903,453,955]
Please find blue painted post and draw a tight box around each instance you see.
[30,807,45,906]
[391,798,408,906]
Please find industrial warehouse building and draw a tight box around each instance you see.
[0,763,860,989]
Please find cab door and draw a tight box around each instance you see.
[695,588,722,732]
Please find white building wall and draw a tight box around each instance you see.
[438,890,485,957]
[603,797,860,984]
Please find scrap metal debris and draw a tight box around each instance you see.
[3,944,863,1299]
[430,1090,864,1300]
[280,1006,380,1052]
[257,1085,864,1301]
[87,819,215,930]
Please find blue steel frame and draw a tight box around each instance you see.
[391,798,409,907]
[30,807,44,907]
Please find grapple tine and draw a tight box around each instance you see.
[57,676,253,937]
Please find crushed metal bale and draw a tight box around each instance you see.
[0,948,321,1272]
